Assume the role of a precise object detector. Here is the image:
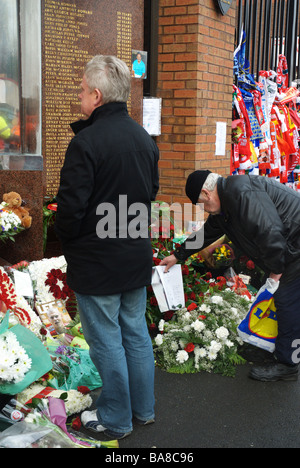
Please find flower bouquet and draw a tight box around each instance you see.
[0,202,24,243]
[0,267,46,339]
[0,312,52,395]
[0,397,118,448]
[212,244,235,268]
[153,286,250,377]
[0,330,32,384]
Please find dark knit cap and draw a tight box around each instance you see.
[185,170,212,204]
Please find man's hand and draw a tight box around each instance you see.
[159,254,178,272]
[269,272,282,282]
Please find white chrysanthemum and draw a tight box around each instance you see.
[170,340,179,352]
[176,350,189,364]
[196,347,207,358]
[0,331,31,383]
[207,351,218,361]
[200,304,211,313]
[191,319,205,333]
[208,340,222,353]
[211,295,223,304]
[154,334,163,346]
[215,326,229,341]
[225,340,234,348]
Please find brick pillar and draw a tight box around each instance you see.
[156,0,237,205]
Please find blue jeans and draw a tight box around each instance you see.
[75,287,155,435]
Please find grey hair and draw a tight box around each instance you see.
[84,55,131,104]
[202,173,222,191]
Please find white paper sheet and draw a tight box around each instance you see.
[215,121,227,156]
[13,270,34,298]
[152,265,185,312]
[143,98,162,136]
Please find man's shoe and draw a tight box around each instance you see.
[249,363,298,382]
[81,410,131,439]
[134,416,155,426]
[81,409,107,433]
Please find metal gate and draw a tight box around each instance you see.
[236,0,300,84]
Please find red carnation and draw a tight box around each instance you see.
[77,386,90,395]
[184,342,195,353]
[187,302,197,311]
[246,260,255,270]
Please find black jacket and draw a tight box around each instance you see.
[175,175,300,283]
[55,102,159,295]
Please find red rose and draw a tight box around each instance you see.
[150,296,158,306]
[246,260,255,270]
[71,416,82,431]
[182,264,189,275]
[187,302,197,311]
[77,386,90,395]
[163,310,174,320]
[198,315,206,320]
[205,272,212,280]
[184,342,195,353]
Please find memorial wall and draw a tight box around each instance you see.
[42,0,144,196]
[0,0,145,263]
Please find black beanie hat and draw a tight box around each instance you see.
[185,170,212,204]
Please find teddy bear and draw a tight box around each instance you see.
[2,192,32,229]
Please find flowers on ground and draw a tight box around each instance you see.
[153,287,249,377]
[0,267,45,338]
[0,331,32,383]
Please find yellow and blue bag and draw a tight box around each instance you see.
[237,278,279,353]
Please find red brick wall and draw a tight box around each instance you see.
[156,0,237,205]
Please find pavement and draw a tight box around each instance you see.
[82,347,300,449]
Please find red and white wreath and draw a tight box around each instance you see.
[0,267,43,337]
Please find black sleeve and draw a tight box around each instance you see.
[174,215,225,261]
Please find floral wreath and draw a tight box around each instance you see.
[0,267,43,335]
[45,269,73,301]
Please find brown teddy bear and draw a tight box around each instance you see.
[2,192,32,229]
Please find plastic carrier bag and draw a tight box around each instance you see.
[0,312,53,395]
[237,278,279,353]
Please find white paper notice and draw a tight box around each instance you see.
[215,121,227,156]
[13,270,34,298]
[156,265,185,311]
[143,98,162,136]
[151,268,170,313]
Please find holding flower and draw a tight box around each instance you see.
[212,244,234,268]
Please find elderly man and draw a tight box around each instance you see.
[161,170,300,382]
[55,55,159,439]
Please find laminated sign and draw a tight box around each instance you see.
[238,279,278,352]
[216,0,233,15]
